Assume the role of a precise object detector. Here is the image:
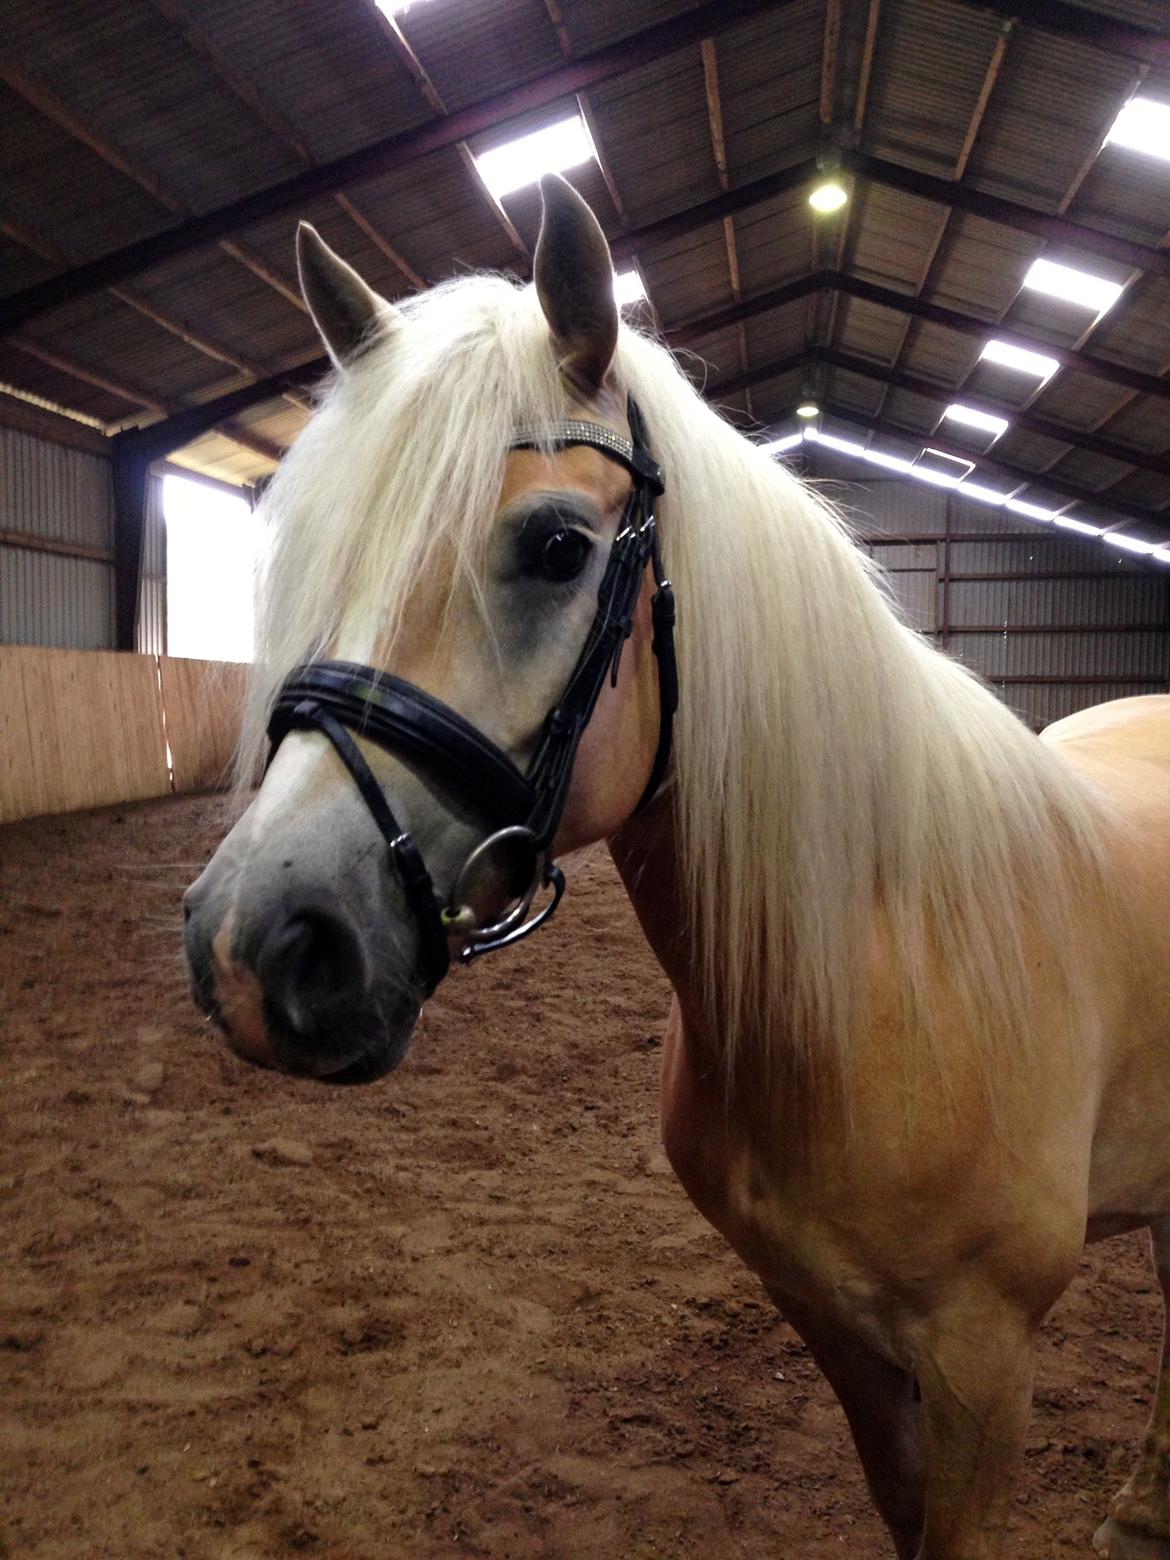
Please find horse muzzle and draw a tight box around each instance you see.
[182,866,421,1086]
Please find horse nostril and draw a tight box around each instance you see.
[256,909,367,1041]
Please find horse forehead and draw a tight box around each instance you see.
[498,443,632,511]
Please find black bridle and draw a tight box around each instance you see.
[265,395,677,995]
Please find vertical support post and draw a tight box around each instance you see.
[939,492,953,651]
[111,436,152,652]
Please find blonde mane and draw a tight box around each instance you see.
[244,271,1113,1096]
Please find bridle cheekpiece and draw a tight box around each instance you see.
[266,395,677,996]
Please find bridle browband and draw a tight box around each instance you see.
[266,394,677,996]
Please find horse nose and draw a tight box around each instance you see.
[255,907,369,1052]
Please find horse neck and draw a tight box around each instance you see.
[608,795,712,1052]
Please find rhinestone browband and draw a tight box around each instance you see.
[510,419,636,464]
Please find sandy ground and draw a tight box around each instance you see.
[0,792,1163,1559]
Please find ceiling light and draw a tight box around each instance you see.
[762,432,804,454]
[1151,548,1170,566]
[613,269,646,309]
[1054,516,1104,536]
[859,447,914,474]
[979,339,1060,383]
[814,431,867,457]
[374,0,435,15]
[1106,96,1170,163]
[796,401,819,418]
[1101,531,1160,555]
[1004,497,1057,521]
[1022,258,1124,316]
[809,181,848,213]
[957,481,1009,507]
[943,403,1010,439]
[474,114,596,201]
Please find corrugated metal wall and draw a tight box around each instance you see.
[136,474,166,656]
[0,427,116,649]
[806,452,1170,729]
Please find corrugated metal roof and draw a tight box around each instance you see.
[0,0,1166,553]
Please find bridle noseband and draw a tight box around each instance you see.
[266,395,677,996]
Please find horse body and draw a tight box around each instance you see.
[183,176,1170,1557]
[611,692,1170,1557]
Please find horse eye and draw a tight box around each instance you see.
[536,528,591,583]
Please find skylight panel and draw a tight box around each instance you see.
[979,339,1060,383]
[1106,96,1170,164]
[475,115,596,201]
[613,269,647,309]
[943,403,1009,440]
[1022,259,1123,316]
[913,449,974,487]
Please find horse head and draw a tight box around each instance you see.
[182,176,673,1085]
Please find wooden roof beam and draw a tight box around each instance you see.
[814,402,1170,535]
[709,341,1170,483]
[1,0,782,332]
[700,36,752,415]
[949,0,1170,68]
[843,150,1170,280]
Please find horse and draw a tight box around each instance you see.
[182,173,1170,1559]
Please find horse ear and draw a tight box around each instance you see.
[296,222,398,368]
[533,174,618,397]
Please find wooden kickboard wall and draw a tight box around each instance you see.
[0,646,246,824]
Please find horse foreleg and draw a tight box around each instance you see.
[1094,1219,1170,1560]
[912,1290,1037,1560]
[769,1287,926,1559]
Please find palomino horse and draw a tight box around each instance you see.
[183,174,1170,1559]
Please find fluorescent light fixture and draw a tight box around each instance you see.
[860,448,914,474]
[762,432,804,454]
[914,449,974,487]
[374,0,435,15]
[475,114,596,201]
[1004,497,1057,521]
[1022,258,1123,316]
[980,339,1060,383]
[943,403,1010,439]
[1054,515,1104,536]
[957,480,1009,507]
[815,431,867,457]
[809,181,848,213]
[1101,531,1160,555]
[1106,96,1170,163]
[1151,547,1170,566]
[796,401,820,418]
[613,269,646,308]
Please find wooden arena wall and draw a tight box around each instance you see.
[0,646,247,824]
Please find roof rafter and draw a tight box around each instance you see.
[814,402,1170,535]
[867,19,1015,432]
[700,36,752,417]
[669,270,1170,406]
[0,0,782,332]
[0,55,307,312]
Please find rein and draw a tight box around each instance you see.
[265,394,677,996]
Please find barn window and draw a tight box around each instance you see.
[163,474,259,662]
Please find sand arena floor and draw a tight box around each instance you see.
[0,792,1162,1558]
